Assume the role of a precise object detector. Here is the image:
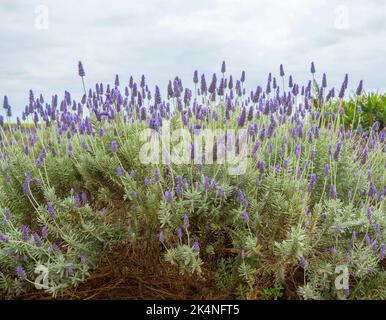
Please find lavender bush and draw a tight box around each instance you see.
[0,61,385,299]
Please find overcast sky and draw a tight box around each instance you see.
[1,0,385,116]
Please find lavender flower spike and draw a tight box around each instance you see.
[78,61,85,77]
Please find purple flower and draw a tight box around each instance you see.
[307,173,317,192]
[295,144,301,159]
[242,211,249,223]
[164,190,172,203]
[380,244,385,260]
[42,226,48,238]
[81,192,88,204]
[310,61,315,74]
[333,142,342,162]
[3,95,10,109]
[25,171,31,182]
[329,184,337,199]
[5,208,11,220]
[352,231,357,241]
[177,228,183,238]
[53,243,60,253]
[21,225,29,240]
[193,240,200,252]
[66,264,74,275]
[80,255,86,264]
[159,231,164,242]
[47,202,55,220]
[322,73,327,88]
[74,193,81,208]
[221,61,226,74]
[240,70,246,83]
[78,61,85,77]
[279,64,285,77]
[204,176,210,190]
[183,214,190,229]
[299,256,308,269]
[356,80,363,96]
[368,180,378,199]
[117,165,123,177]
[364,234,371,246]
[33,233,43,247]
[144,178,150,187]
[111,140,118,152]
[153,168,160,182]
[16,265,27,280]
[324,163,330,177]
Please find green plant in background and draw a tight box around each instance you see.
[341,92,385,131]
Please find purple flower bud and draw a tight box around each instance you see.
[164,190,172,204]
[310,62,315,74]
[81,192,88,204]
[279,64,285,77]
[324,163,330,177]
[356,80,363,96]
[333,142,342,162]
[21,225,29,240]
[329,184,337,199]
[78,61,85,77]
[295,144,301,159]
[380,244,385,260]
[111,140,118,152]
[153,168,160,182]
[5,208,11,220]
[193,240,200,252]
[47,202,55,220]
[159,231,164,242]
[363,235,372,247]
[74,193,81,208]
[16,265,27,280]
[221,61,226,74]
[352,231,357,241]
[42,226,48,238]
[204,176,210,190]
[117,165,123,177]
[177,228,183,238]
[242,211,249,223]
[299,256,308,269]
[183,214,190,229]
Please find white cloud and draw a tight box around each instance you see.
[0,0,385,115]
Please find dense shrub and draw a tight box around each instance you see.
[0,62,385,299]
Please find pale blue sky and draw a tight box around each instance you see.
[1,0,385,116]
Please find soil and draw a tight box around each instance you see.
[6,245,223,300]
